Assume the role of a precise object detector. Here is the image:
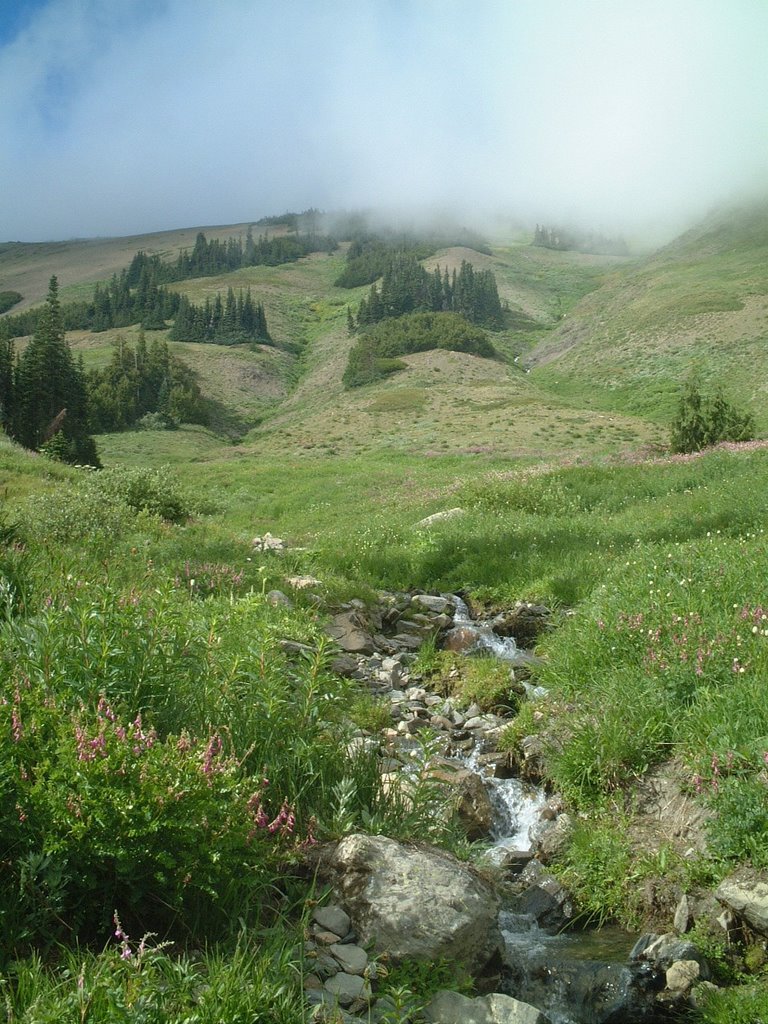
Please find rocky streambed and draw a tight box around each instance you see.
[267,588,766,1023]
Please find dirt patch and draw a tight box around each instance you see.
[627,760,712,859]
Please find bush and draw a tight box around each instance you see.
[0,290,22,314]
[26,466,204,542]
[343,312,496,388]
[671,379,754,453]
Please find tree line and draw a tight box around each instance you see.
[169,287,270,345]
[0,277,209,465]
[0,228,320,341]
[334,227,492,289]
[354,255,504,330]
[533,224,629,256]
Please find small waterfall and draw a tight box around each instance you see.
[448,596,657,1024]
[451,596,530,665]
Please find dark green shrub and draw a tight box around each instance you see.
[0,291,22,314]
[671,379,754,453]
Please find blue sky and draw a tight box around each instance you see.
[1,0,767,241]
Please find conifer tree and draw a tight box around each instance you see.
[11,276,99,464]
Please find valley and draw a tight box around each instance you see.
[1,203,768,1023]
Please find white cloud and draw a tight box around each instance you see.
[1,0,766,240]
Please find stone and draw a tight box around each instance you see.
[534,813,573,865]
[252,532,286,551]
[313,906,351,938]
[286,574,322,589]
[330,834,502,974]
[429,762,495,840]
[674,893,692,934]
[411,594,451,615]
[312,950,342,979]
[414,508,465,529]
[330,654,359,677]
[326,612,375,655]
[491,603,551,646]
[634,933,710,977]
[424,989,549,1024]
[323,971,368,1007]
[389,633,424,651]
[666,959,701,994]
[716,874,768,937]
[330,943,368,975]
[513,861,573,933]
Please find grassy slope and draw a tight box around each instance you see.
[5,206,768,1017]
[529,200,768,430]
[0,222,257,309]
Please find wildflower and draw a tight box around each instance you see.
[202,733,223,775]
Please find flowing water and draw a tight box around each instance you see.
[449,597,660,1024]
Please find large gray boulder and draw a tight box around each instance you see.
[326,611,376,655]
[716,874,768,937]
[330,834,502,974]
[425,990,549,1024]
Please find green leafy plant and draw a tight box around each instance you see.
[670,377,754,453]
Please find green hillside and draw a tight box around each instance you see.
[3,204,768,1022]
[529,200,768,430]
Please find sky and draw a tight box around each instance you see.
[1,0,767,243]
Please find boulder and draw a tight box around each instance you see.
[415,508,465,529]
[429,761,495,840]
[326,612,375,655]
[425,990,549,1024]
[330,834,502,975]
[313,905,351,938]
[715,874,768,937]
[512,861,573,933]
[491,604,551,646]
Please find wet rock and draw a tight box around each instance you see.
[329,834,502,974]
[429,761,495,839]
[444,625,481,652]
[475,752,516,778]
[512,861,573,933]
[491,603,552,646]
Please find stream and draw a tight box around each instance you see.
[449,597,666,1024]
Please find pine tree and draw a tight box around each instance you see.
[0,322,13,429]
[11,276,99,464]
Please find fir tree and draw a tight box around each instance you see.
[11,276,99,465]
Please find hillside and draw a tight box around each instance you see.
[529,199,768,430]
[0,222,255,310]
[4,205,768,1022]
